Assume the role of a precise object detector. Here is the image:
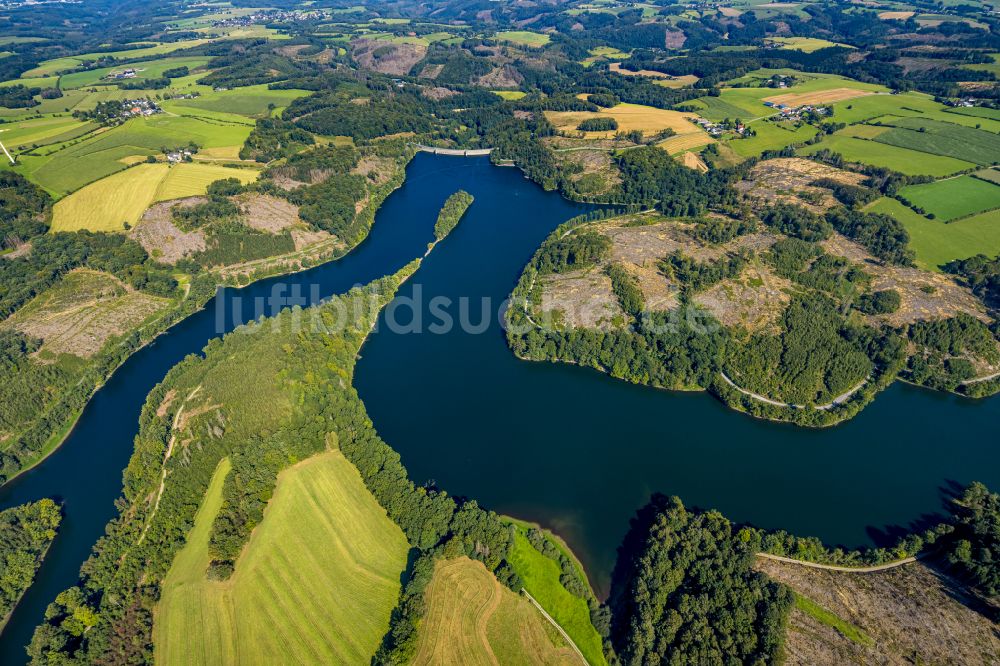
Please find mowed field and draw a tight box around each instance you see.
[154,451,409,666]
[798,134,974,176]
[495,30,551,46]
[51,162,259,231]
[865,197,1000,269]
[412,558,579,665]
[898,175,1000,221]
[545,103,711,145]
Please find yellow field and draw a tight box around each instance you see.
[654,75,699,88]
[545,103,708,139]
[50,163,259,232]
[678,151,709,172]
[763,87,874,107]
[413,557,578,666]
[154,162,258,200]
[659,132,716,154]
[154,450,409,666]
[879,10,915,19]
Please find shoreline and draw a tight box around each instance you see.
[0,154,414,491]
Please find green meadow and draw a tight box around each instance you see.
[898,175,1000,221]
[798,134,975,176]
[865,197,1000,269]
[873,117,1000,167]
[508,529,606,666]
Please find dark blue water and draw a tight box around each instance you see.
[1,153,998,659]
[353,155,1000,595]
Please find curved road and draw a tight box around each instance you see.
[719,372,869,411]
[756,552,917,573]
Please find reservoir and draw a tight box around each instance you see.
[1,153,997,659]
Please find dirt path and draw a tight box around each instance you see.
[521,590,588,666]
[719,372,868,410]
[756,552,917,573]
[137,385,201,545]
[962,370,1000,385]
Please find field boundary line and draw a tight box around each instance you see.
[521,589,589,665]
[756,551,917,572]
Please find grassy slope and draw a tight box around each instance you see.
[509,531,606,666]
[898,175,1000,221]
[865,197,1000,269]
[50,162,258,231]
[413,557,578,665]
[154,451,409,666]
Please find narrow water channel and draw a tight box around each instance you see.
[0,153,470,662]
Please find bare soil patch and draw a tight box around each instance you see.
[822,233,988,327]
[132,198,207,264]
[736,157,865,212]
[419,63,444,80]
[539,268,624,330]
[694,262,792,331]
[755,557,1000,666]
[664,29,686,49]
[879,10,915,19]
[234,193,301,233]
[421,85,457,100]
[4,269,167,359]
[351,155,397,186]
[350,38,426,76]
[475,64,523,88]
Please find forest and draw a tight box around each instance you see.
[433,190,473,241]
[608,494,792,666]
[0,499,61,629]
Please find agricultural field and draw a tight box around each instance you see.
[865,197,1000,269]
[509,530,606,666]
[871,117,1000,167]
[20,39,212,77]
[162,85,311,119]
[50,162,259,232]
[545,102,709,142]
[495,30,551,47]
[58,56,213,90]
[154,451,409,666]
[582,45,629,66]
[11,114,254,196]
[412,558,578,665]
[1,269,169,359]
[798,134,975,176]
[0,116,97,149]
[492,90,526,100]
[765,37,853,52]
[687,71,886,122]
[897,175,1000,221]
